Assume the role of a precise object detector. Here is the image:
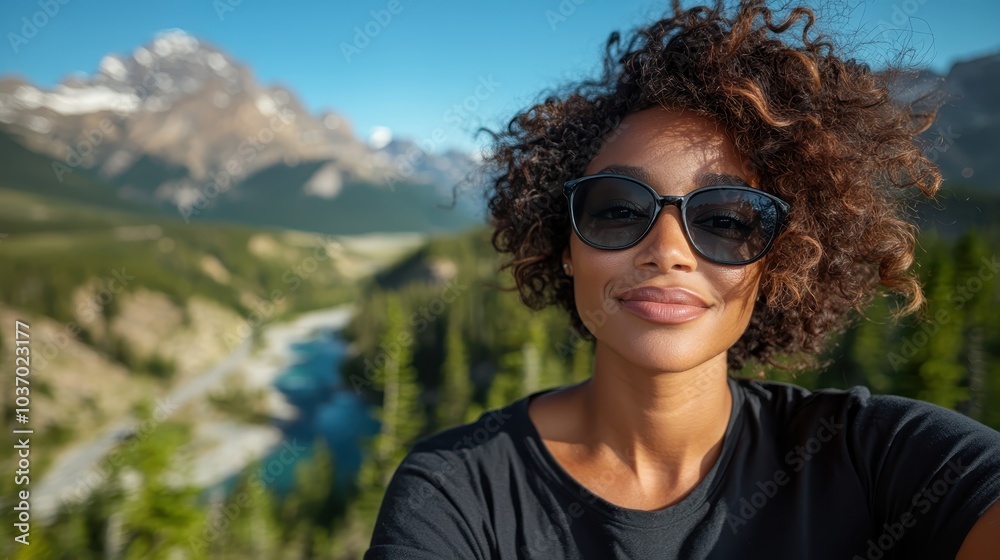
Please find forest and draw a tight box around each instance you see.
[4,216,997,559]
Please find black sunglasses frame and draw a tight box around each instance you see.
[563,173,791,265]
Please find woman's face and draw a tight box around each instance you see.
[562,107,764,374]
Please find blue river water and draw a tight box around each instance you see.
[221,325,380,497]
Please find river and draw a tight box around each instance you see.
[34,305,381,522]
[218,314,380,496]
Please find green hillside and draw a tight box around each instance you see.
[194,159,483,235]
[0,131,169,219]
[0,186,355,326]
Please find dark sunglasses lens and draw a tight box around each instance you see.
[686,189,780,263]
[572,177,655,248]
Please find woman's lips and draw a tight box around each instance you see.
[616,286,710,325]
[619,300,709,324]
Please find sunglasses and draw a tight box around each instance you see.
[563,173,790,265]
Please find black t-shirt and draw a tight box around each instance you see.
[364,377,1000,559]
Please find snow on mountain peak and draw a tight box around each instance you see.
[206,52,229,72]
[255,94,278,117]
[151,29,199,58]
[0,28,481,201]
[6,81,140,116]
[14,86,43,109]
[100,55,128,81]
[48,84,140,115]
[133,47,155,67]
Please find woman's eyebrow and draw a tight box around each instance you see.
[595,165,750,187]
[595,165,656,184]
[700,172,750,187]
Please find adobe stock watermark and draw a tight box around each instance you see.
[180,106,296,222]
[188,439,307,553]
[340,0,404,64]
[213,0,247,21]
[545,0,588,31]
[402,408,514,511]
[58,397,179,511]
[873,0,930,42]
[727,415,845,533]
[31,267,135,373]
[222,234,342,350]
[852,458,970,560]
[7,0,72,54]
[51,63,172,182]
[439,167,486,212]
[519,443,636,557]
[921,126,960,164]
[52,118,115,183]
[384,74,501,191]
[349,278,467,393]
[403,406,632,558]
[887,255,998,372]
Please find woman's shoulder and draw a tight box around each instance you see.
[366,399,540,560]
[733,378,1000,559]
[735,376,1000,485]
[372,392,546,531]
[398,393,541,474]
[736,376,998,436]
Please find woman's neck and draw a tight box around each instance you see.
[576,343,733,496]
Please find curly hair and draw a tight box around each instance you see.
[482,0,942,372]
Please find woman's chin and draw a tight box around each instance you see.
[605,336,726,376]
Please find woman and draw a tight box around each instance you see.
[365,1,1000,558]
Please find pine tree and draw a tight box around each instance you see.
[487,349,525,411]
[284,437,342,558]
[914,238,967,408]
[115,405,206,560]
[848,296,893,393]
[952,230,995,419]
[436,316,472,429]
[330,293,425,559]
[371,294,425,468]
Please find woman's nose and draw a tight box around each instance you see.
[635,207,699,271]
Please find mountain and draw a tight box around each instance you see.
[2,29,996,233]
[0,128,168,220]
[0,29,485,234]
[885,51,1000,190]
[928,53,1000,185]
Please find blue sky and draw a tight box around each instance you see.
[2,0,999,155]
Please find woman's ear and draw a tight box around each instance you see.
[562,246,573,276]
